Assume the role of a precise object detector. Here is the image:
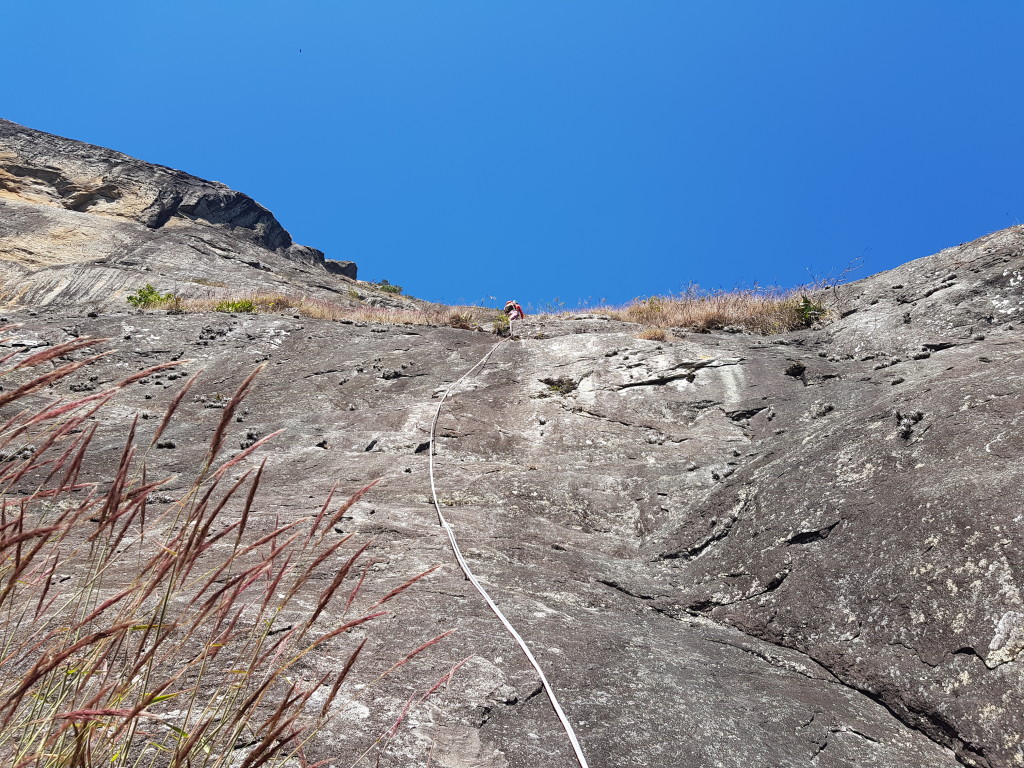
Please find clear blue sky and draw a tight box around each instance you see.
[5,2,1024,309]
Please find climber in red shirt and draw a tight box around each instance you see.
[504,300,525,321]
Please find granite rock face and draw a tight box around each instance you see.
[0,119,362,309]
[1,123,1022,767]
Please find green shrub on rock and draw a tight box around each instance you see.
[796,295,826,326]
[215,298,258,313]
[126,284,176,308]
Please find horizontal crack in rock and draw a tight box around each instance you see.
[597,578,656,600]
[703,637,843,687]
[786,520,841,546]
[659,521,735,561]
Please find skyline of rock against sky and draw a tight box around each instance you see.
[5,2,1024,307]
[1,115,1022,767]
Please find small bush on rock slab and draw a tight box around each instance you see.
[795,295,826,327]
[127,284,176,309]
[492,312,511,336]
[541,376,579,395]
[376,279,403,295]
[214,298,258,313]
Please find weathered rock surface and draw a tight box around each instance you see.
[0,119,390,309]
[1,123,1022,767]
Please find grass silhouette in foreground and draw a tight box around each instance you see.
[0,330,451,767]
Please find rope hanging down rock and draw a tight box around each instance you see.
[426,331,590,768]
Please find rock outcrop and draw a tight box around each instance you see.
[0,122,1021,768]
[0,119,361,309]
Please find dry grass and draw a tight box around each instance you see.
[0,327,449,767]
[604,288,825,334]
[141,290,484,330]
[135,285,826,336]
[635,327,668,341]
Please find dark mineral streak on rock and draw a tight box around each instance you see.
[1,121,1022,768]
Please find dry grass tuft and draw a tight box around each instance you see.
[138,290,484,331]
[0,341,451,767]
[133,284,827,337]
[606,288,826,334]
[636,327,667,341]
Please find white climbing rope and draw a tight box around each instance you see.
[426,332,590,768]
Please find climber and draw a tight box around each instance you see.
[503,299,525,321]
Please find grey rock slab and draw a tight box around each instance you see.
[0,303,975,768]
[819,224,1024,359]
[1,121,1021,766]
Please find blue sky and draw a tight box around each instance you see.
[5,2,1024,309]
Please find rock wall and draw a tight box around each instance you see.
[0,119,359,308]
[0,121,1021,767]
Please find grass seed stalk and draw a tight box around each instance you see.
[0,341,449,767]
